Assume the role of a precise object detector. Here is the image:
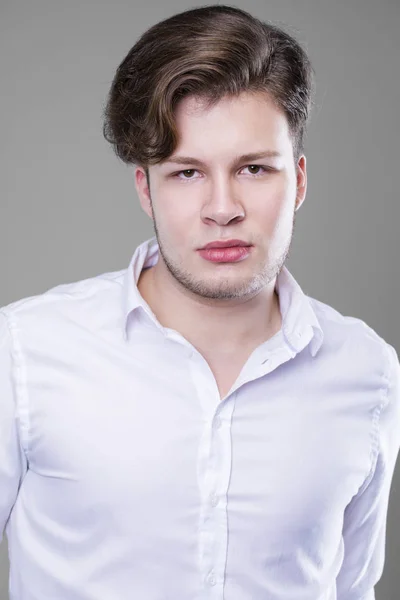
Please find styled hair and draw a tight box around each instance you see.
[102,4,315,172]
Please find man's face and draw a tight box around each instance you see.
[135,91,306,301]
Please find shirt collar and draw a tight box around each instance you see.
[122,236,324,358]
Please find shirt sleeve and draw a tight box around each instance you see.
[335,342,400,600]
[0,309,28,543]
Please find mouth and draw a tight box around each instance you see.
[199,239,251,250]
[197,241,253,263]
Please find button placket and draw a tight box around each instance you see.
[210,492,219,508]
[198,393,236,597]
[214,415,222,430]
[207,571,217,586]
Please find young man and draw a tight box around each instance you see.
[1,5,399,599]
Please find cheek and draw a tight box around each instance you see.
[256,189,290,223]
[256,195,294,243]
[269,206,295,244]
[154,196,195,243]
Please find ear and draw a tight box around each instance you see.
[295,155,307,211]
[134,167,153,219]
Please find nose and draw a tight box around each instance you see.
[201,176,245,226]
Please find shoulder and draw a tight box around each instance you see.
[0,267,127,331]
[307,294,395,379]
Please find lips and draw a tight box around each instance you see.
[200,239,251,249]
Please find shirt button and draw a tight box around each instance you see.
[210,493,218,507]
[214,416,222,429]
[207,571,217,586]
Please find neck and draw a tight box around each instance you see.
[137,261,282,355]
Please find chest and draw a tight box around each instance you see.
[209,363,243,399]
[24,337,374,553]
[201,352,254,399]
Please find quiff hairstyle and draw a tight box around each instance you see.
[103,5,315,178]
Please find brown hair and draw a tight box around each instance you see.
[102,5,315,175]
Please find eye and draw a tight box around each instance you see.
[172,164,272,182]
[241,165,269,176]
[175,169,199,180]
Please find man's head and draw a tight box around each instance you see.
[103,5,314,302]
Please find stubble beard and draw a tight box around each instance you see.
[150,199,297,301]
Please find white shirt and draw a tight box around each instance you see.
[1,235,400,600]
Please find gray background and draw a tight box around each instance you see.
[1,0,399,598]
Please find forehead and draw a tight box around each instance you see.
[171,91,292,157]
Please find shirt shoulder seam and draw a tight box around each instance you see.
[355,340,393,497]
[0,308,31,459]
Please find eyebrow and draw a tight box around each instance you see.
[163,150,282,167]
